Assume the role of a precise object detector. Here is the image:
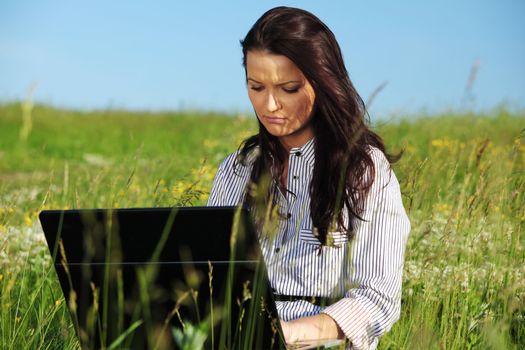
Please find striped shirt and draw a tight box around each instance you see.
[207,138,410,349]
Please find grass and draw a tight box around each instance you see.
[0,102,523,349]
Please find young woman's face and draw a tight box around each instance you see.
[246,50,316,149]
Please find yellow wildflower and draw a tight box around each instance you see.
[172,181,192,196]
[433,202,452,214]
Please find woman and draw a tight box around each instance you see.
[208,6,410,349]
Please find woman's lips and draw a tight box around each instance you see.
[265,116,285,124]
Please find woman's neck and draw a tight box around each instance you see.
[278,133,314,153]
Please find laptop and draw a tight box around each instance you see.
[39,206,346,350]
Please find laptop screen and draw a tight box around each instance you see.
[39,206,286,349]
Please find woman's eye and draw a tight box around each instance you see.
[283,87,300,93]
[250,86,264,92]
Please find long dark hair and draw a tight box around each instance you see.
[237,6,400,244]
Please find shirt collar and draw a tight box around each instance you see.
[289,137,315,166]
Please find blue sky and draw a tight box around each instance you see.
[1,1,524,119]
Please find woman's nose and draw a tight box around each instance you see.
[266,93,280,112]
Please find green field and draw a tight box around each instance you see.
[0,103,524,349]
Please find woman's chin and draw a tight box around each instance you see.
[264,125,289,138]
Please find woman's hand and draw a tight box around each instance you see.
[280,313,345,344]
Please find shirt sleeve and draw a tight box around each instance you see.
[321,148,411,349]
[207,152,248,207]
[207,160,226,206]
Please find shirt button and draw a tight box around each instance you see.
[286,213,292,219]
[275,247,281,253]
[293,175,299,180]
[295,151,302,157]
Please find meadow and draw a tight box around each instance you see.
[0,102,523,349]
